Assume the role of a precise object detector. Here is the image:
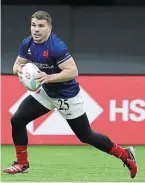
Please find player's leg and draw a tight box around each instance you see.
[67,113,137,178]
[2,95,50,174]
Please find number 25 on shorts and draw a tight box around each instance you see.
[58,99,69,111]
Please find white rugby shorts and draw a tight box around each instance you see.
[30,87,85,119]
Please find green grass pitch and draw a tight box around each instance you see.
[1,145,145,182]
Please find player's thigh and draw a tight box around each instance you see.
[12,95,50,125]
[52,91,85,119]
[30,87,55,110]
[67,113,91,136]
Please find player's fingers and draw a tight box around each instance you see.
[35,72,46,79]
[18,72,22,78]
[37,76,46,82]
[18,66,23,74]
[21,64,25,67]
[41,79,47,84]
[40,80,45,84]
[35,73,43,79]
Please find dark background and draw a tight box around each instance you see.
[2,0,145,74]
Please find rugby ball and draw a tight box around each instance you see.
[21,63,41,91]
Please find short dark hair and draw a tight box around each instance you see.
[31,11,52,24]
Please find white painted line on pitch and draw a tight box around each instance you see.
[1,182,144,183]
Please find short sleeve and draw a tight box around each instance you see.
[18,38,30,59]
[55,42,72,65]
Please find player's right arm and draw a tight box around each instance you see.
[13,38,29,76]
[13,56,27,76]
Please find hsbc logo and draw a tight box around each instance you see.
[110,99,145,122]
[9,87,104,135]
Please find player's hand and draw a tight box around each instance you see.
[35,72,49,84]
[17,64,25,78]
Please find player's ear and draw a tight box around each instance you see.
[49,24,52,30]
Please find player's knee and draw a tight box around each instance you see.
[78,131,93,144]
[11,115,19,127]
[11,113,24,127]
[79,136,88,144]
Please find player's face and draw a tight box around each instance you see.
[31,18,51,43]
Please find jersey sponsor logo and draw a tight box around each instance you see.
[27,48,31,55]
[28,60,54,69]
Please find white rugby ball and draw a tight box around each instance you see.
[21,63,41,91]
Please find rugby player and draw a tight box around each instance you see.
[2,11,137,178]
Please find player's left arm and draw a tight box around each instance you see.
[36,57,78,83]
[55,56,78,80]
[36,42,79,83]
